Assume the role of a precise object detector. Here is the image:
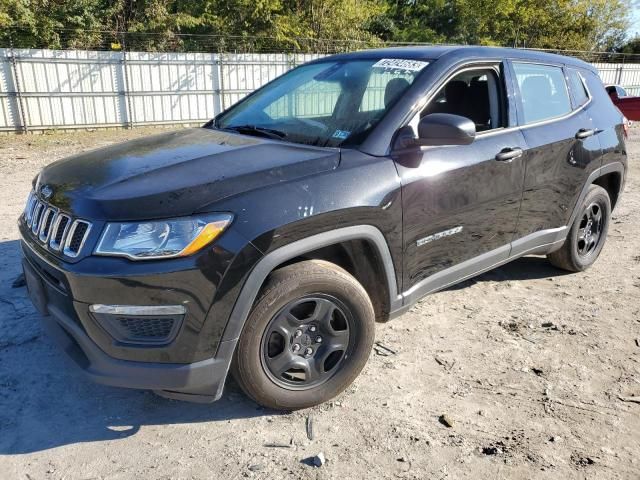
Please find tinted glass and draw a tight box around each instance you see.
[421,68,503,132]
[567,69,589,107]
[215,59,428,147]
[359,69,416,112]
[513,63,572,124]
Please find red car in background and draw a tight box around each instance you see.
[606,85,640,120]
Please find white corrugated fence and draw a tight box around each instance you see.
[0,48,638,132]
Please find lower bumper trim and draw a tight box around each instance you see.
[42,303,236,402]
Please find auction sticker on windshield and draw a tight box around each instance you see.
[373,58,429,72]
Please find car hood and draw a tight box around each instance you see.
[37,128,340,221]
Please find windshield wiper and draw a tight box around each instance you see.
[221,124,287,140]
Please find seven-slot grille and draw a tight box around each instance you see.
[23,191,92,258]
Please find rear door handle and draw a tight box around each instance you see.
[495,147,523,162]
[575,128,596,139]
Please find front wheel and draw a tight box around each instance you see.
[232,260,375,410]
[547,184,611,272]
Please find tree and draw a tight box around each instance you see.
[0,0,633,52]
[618,36,640,54]
[0,0,106,48]
[383,0,630,51]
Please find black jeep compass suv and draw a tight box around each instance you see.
[19,47,627,409]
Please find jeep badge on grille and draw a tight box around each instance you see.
[40,184,53,200]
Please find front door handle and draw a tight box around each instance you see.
[575,128,596,139]
[495,147,523,162]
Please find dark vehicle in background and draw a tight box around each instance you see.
[606,84,640,120]
[20,47,627,410]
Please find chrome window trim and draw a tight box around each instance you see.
[400,60,505,133]
[511,61,589,129]
[519,105,585,131]
[391,58,598,153]
[405,62,508,139]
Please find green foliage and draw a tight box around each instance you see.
[0,0,632,51]
[618,36,640,54]
[387,0,630,50]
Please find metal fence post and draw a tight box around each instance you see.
[218,44,226,111]
[616,54,625,86]
[121,36,134,128]
[8,41,28,133]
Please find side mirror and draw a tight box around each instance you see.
[416,113,476,146]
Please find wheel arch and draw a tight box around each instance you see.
[569,162,625,226]
[278,239,393,323]
[220,226,401,343]
[593,170,623,210]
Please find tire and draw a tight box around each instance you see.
[547,184,611,272]
[231,260,375,410]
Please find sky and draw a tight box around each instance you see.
[632,1,640,37]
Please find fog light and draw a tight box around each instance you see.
[89,304,186,345]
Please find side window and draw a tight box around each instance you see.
[616,86,628,97]
[567,69,589,108]
[513,63,572,124]
[420,67,504,132]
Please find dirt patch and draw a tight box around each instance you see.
[0,126,639,479]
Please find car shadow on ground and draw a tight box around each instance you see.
[444,256,571,291]
[0,239,564,455]
[0,239,280,455]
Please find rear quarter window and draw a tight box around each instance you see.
[567,69,589,108]
[513,63,572,124]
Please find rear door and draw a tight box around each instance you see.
[508,61,602,254]
[396,62,527,302]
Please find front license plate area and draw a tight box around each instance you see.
[22,259,49,316]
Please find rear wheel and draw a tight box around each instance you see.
[232,260,375,410]
[547,184,611,272]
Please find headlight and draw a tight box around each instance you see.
[95,214,233,260]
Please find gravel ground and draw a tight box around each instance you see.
[0,126,639,480]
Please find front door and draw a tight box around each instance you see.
[396,63,526,302]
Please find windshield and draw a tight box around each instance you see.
[213,58,429,148]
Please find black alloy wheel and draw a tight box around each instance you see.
[547,184,611,272]
[261,295,352,390]
[232,260,375,410]
[576,202,604,258]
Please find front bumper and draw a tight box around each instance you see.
[22,252,236,402]
[19,216,262,402]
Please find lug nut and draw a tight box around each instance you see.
[305,347,313,356]
[315,336,323,343]
[309,325,317,332]
[292,344,301,352]
[294,329,302,338]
